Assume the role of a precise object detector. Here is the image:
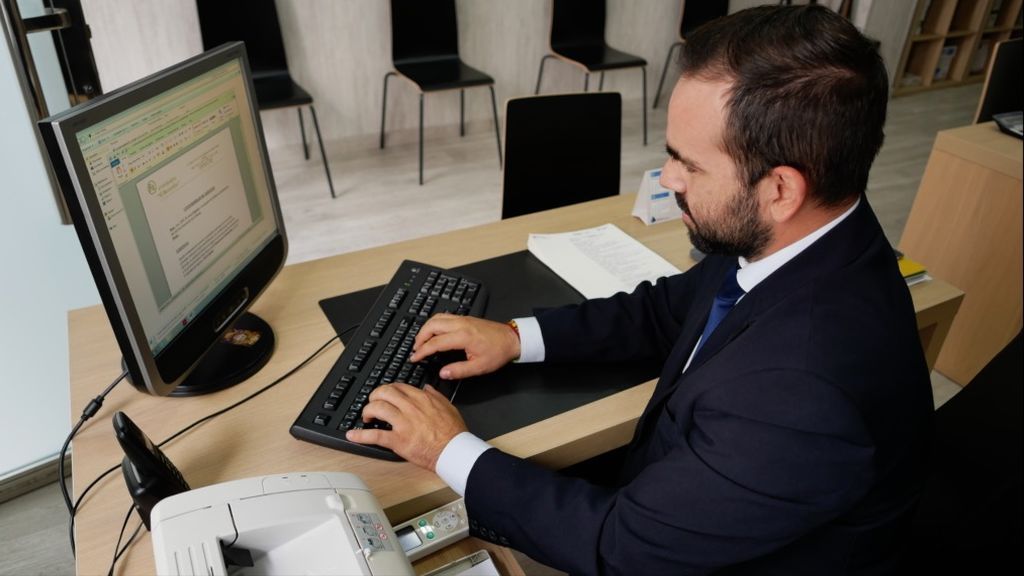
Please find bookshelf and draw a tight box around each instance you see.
[893,0,1022,96]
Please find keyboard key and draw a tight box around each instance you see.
[313,414,330,426]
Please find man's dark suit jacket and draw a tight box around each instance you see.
[464,198,934,575]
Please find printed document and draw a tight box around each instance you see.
[527,223,681,299]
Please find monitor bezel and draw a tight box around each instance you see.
[39,42,288,396]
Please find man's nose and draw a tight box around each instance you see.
[659,162,682,193]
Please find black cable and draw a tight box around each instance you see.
[224,503,240,548]
[62,369,128,555]
[157,332,345,447]
[107,503,143,576]
[71,328,353,560]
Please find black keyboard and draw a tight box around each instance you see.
[290,260,489,461]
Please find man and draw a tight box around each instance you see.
[348,6,933,574]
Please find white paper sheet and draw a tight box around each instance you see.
[527,223,682,299]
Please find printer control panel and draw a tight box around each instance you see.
[392,499,470,562]
[349,511,396,553]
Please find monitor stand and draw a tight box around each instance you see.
[120,313,275,397]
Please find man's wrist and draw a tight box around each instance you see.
[435,432,493,497]
[512,317,545,362]
[506,320,521,361]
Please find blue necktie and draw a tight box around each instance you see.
[692,263,745,358]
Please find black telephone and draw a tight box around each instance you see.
[113,411,190,529]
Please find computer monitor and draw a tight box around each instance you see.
[39,43,287,397]
[975,38,1022,124]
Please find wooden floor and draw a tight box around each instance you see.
[0,83,981,576]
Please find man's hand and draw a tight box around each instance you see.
[410,314,520,379]
[345,383,468,470]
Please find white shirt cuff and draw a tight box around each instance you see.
[435,431,493,497]
[513,316,545,363]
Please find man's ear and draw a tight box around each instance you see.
[759,166,808,223]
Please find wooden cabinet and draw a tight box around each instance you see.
[899,122,1023,385]
[894,0,1022,96]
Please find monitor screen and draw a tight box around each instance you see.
[40,43,287,396]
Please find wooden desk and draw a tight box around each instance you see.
[900,122,1023,385]
[69,193,962,575]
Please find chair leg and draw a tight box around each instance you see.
[308,105,336,199]
[535,55,553,95]
[584,73,589,92]
[418,93,424,186]
[298,108,309,160]
[488,85,502,169]
[654,42,683,109]
[460,89,465,137]
[641,66,648,146]
[380,72,396,149]
[599,71,605,91]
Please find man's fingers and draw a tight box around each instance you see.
[413,314,460,349]
[410,332,467,363]
[437,359,482,380]
[345,427,388,447]
[369,382,417,411]
[360,398,402,425]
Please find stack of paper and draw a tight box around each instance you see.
[527,223,682,299]
[896,252,930,286]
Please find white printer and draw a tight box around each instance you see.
[150,472,415,575]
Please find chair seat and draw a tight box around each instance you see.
[394,57,494,92]
[551,43,646,71]
[252,73,313,109]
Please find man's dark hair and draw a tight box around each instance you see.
[680,5,888,207]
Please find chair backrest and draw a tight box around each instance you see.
[195,0,289,74]
[680,0,730,38]
[975,38,1022,123]
[502,93,621,220]
[551,0,606,49]
[390,0,460,64]
[900,332,1023,571]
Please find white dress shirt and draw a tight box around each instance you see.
[435,199,861,495]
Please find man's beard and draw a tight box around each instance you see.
[676,187,772,259]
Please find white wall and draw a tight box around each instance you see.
[80,0,682,151]
[0,13,98,477]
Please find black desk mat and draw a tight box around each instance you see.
[318,251,658,441]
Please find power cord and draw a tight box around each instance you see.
[77,327,354,570]
[61,370,128,555]
[108,503,142,576]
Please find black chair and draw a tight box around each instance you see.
[653,0,729,108]
[900,332,1023,572]
[380,0,502,186]
[195,0,335,198]
[534,0,647,145]
[502,93,621,219]
[975,38,1022,123]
